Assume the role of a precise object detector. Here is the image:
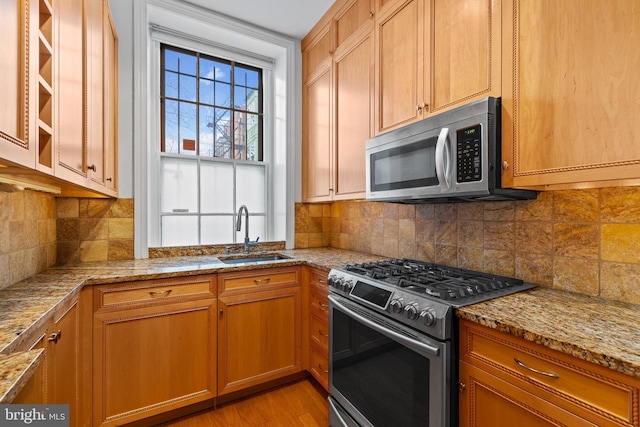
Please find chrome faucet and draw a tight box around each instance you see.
[236,205,259,254]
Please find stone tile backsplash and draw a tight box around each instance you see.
[56,198,134,264]
[295,187,640,304]
[0,191,56,290]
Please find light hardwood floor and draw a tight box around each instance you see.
[161,379,329,426]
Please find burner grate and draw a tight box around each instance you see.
[345,258,524,302]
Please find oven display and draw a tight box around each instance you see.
[350,281,392,308]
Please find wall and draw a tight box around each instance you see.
[295,187,640,305]
[56,198,135,264]
[0,191,57,290]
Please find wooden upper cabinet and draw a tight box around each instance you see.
[302,0,374,202]
[429,0,501,114]
[303,25,333,202]
[0,0,37,168]
[86,0,118,197]
[502,0,640,189]
[0,0,117,197]
[55,0,86,183]
[375,0,424,133]
[374,0,500,134]
[103,4,118,194]
[334,24,373,199]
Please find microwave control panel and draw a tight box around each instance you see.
[456,124,482,182]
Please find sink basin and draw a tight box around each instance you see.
[219,254,292,265]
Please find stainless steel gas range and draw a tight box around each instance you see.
[327,259,536,427]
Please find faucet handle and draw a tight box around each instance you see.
[249,236,260,246]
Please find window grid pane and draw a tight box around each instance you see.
[161,45,262,160]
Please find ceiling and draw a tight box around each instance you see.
[181,0,335,40]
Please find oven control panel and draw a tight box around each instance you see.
[328,269,452,339]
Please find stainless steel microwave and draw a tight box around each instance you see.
[365,97,536,203]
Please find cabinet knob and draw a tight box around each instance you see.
[88,164,97,172]
[502,161,510,170]
[48,330,62,343]
[369,11,374,19]
[416,104,422,113]
[319,364,329,373]
[106,177,113,182]
[459,382,466,393]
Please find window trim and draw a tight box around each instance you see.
[132,0,298,258]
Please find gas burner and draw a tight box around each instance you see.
[344,258,529,304]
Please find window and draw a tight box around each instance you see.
[159,45,268,247]
[161,46,263,160]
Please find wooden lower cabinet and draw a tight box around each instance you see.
[92,276,217,427]
[217,286,302,396]
[307,268,329,391]
[12,295,81,427]
[459,319,640,427]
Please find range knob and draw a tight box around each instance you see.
[389,298,404,314]
[403,303,419,320]
[419,307,437,327]
[342,279,354,293]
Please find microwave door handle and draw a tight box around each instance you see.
[435,127,451,191]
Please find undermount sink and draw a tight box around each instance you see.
[219,253,292,265]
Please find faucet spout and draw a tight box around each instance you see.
[236,205,257,254]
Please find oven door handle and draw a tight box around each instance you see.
[329,295,441,357]
[329,398,352,427]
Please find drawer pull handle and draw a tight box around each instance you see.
[48,330,62,343]
[318,329,328,337]
[319,302,329,310]
[254,278,271,285]
[514,358,560,379]
[319,364,329,373]
[318,279,327,284]
[149,289,172,298]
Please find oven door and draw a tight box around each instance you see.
[328,294,452,427]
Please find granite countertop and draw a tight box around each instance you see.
[0,247,385,402]
[457,287,640,379]
[3,248,640,403]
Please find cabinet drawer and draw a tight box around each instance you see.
[310,313,329,348]
[310,286,329,319]
[95,276,215,310]
[460,320,640,425]
[219,267,300,294]
[309,342,329,391]
[309,269,329,287]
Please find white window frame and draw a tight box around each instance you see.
[131,0,298,257]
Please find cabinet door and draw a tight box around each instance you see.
[303,61,333,202]
[0,0,36,168]
[374,0,425,133]
[428,0,500,114]
[55,0,87,184]
[48,300,80,427]
[459,361,597,427]
[334,25,373,199]
[218,287,301,395]
[11,328,48,404]
[103,4,118,194]
[502,0,640,189]
[86,0,104,189]
[93,299,216,427]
